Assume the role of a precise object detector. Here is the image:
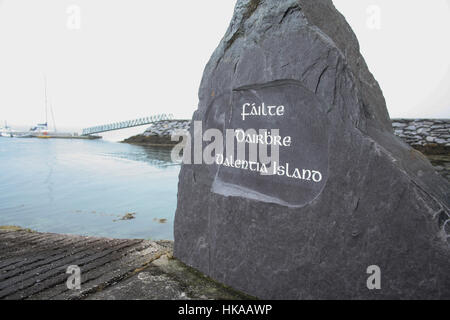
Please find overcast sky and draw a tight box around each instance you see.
[0,0,449,130]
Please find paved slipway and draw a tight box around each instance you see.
[0,227,250,300]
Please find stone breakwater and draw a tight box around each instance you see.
[123,120,190,146]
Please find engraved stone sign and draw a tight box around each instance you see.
[174,0,450,299]
[213,80,329,207]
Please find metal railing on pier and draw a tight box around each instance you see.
[81,114,174,136]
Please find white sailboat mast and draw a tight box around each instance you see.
[44,75,48,127]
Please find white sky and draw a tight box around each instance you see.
[0,0,449,130]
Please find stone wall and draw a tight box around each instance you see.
[392,118,450,152]
[392,119,450,181]
[391,119,450,181]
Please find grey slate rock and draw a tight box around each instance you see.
[174,0,450,299]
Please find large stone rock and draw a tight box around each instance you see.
[174,0,450,299]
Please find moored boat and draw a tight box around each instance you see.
[0,122,15,138]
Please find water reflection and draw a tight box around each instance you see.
[104,145,178,168]
[0,139,180,240]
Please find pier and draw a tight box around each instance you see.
[81,114,174,136]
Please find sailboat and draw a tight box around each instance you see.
[29,77,55,138]
[0,121,15,137]
[17,76,101,140]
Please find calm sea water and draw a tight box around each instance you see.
[0,138,180,240]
